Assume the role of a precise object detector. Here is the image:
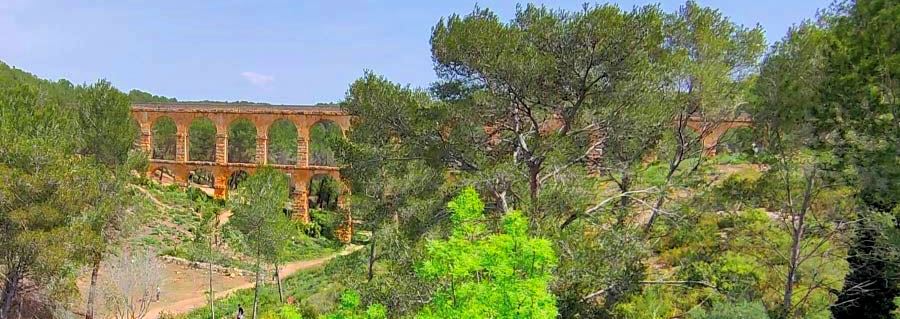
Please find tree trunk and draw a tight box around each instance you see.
[782,168,816,317]
[644,114,692,234]
[528,162,541,218]
[644,150,683,234]
[208,237,215,319]
[275,263,284,304]
[615,172,632,225]
[367,233,376,282]
[253,250,261,319]
[783,226,802,317]
[0,267,21,319]
[85,259,101,319]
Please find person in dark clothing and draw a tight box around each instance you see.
[237,304,244,319]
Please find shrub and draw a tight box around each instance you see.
[261,305,305,319]
[185,186,208,201]
[311,209,339,240]
[321,290,387,319]
[687,300,770,319]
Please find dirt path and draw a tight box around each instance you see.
[217,209,233,225]
[145,244,362,318]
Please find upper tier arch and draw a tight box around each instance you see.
[132,102,351,166]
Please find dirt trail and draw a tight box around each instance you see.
[145,244,362,318]
[216,209,233,225]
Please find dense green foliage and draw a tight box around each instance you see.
[0,61,173,109]
[188,117,217,162]
[338,2,766,317]
[153,116,177,160]
[229,118,259,163]
[0,83,104,316]
[332,1,897,318]
[269,119,300,165]
[416,188,557,318]
[310,121,343,166]
[128,89,177,103]
[0,62,158,318]
[309,175,341,211]
[1,0,898,318]
[229,166,294,316]
[817,1,900,317]
[322,291,388,319]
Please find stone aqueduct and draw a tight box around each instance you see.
[130,102,751,242]
[131,103,353,242]
[686,114,753,156]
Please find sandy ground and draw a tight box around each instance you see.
[74,258,248,319]
[69,182,360,318]
[143,244,361,319]
[73,245,361,319]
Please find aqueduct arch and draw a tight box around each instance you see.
[484,112,753,172]
[133,102,353,242]
[684,114,753,156]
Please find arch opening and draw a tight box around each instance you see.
[151,116,177,160]
[267,119,298,165]
[150,166,175,184]
[227,170,250,189]
[716,126,756,156]
[188,168,215,188]
[309,120,343,167]
[228,118,257,163]
[188,117,217,162]
[308,174,340,211]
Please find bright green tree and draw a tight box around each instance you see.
[415,187,558,319]
[229,166,292,318]
[322,291,387,319]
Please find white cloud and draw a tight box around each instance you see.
[240,71,274,87]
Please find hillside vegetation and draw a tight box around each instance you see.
[1,1,898,319]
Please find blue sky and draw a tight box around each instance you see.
[1,0,830,105]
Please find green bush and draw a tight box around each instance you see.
[185,186,208,201]
[613,286,677,318]
[261,305,305,319]
[311,209,339,240]
[183,265,343,319]
[713,152,751,165]
[708,170,762,210]
[321,290,387,319]
[716,126,756,156]
[687,300,770,319]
